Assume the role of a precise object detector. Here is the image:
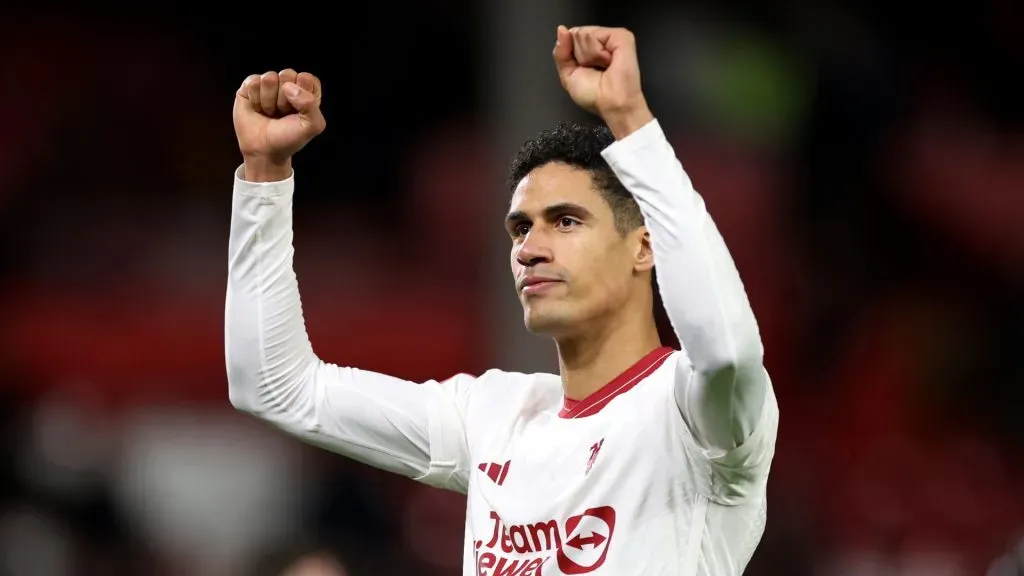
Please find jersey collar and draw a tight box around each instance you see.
[558,346,674,419]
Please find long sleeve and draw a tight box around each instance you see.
[225,167,472,493]
[601,121,776,465]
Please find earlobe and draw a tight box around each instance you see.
[633,228,655,273]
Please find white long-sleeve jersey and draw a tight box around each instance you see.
[226,119,778,576]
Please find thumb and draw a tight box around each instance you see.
[552,25,577,82]
[282,82,326,133]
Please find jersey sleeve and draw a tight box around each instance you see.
[675,357,778,503]
[225,167,473,493]
[601,121,777,502]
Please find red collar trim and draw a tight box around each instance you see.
[558,347,674,419]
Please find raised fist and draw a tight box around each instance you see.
[233,69,326,166]
[552,26,647,127]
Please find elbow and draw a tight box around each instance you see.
[227,384,252,414]
[228,390,255,415]
[701,356,769,450]
[224,348,323,435]
[224,324,263,414]
[226,360,260,415]
[224,340,273,416]
[222,333,279,416]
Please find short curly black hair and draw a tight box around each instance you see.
[506,121,644,235]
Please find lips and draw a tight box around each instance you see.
[519,276,562,294]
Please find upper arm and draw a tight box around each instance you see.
[247,360,476,494]
[672,356,778,503]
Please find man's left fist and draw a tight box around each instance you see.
[553,25,650,132]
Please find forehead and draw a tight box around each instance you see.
[509,163,607,214]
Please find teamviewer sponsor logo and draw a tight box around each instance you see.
[474,506,617,575]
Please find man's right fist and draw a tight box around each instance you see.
[233,69,326,172]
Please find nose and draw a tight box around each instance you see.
[515,230,553,267]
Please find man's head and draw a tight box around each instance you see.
[505,121,654,338]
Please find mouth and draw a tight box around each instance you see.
[520,278,562,295]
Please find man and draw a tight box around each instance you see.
[227,25,778,575]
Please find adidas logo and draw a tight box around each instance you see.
[477,460,511,486]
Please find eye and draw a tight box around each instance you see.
[513,223,531,237]
[556,216,580,230]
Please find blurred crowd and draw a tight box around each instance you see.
[0,2,1021,575]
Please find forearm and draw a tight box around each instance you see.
[601,119,767,451]
[225,165,319,426]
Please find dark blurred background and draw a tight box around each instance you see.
[1,2,1022,575]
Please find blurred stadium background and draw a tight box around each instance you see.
[1,2,1022,575]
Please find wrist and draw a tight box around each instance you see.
[602,100,655,140]
[242,156,292,183]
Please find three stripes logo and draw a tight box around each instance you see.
[477,460,512,486]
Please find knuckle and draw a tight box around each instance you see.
[260,71,278,85]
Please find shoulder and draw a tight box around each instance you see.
[622,347,690,398]
[441,368,562,413]
[443,368,560,388]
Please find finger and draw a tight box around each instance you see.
[583,26,636,61]
[604,27,636,53]
[553,25,577,81]
[236,74,260,99]
[281,82,317,114]
[296,72,321,100]
[571,25,613,46]
[571,27,612,68]
[247,75,263,114]
[277,68,298,114]
[260,71,279,116]
[282,82,326,134]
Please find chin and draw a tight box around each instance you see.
[523,308,576,336]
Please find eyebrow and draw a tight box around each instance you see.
[504,202,595,226]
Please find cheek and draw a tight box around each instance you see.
[569,253,610,294]
[591,267,626,300]
[584,252,632,299]
[510,249,527,293]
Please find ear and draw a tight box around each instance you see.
[632,227,655,273]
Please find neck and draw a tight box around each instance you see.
[556,310,663,401]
